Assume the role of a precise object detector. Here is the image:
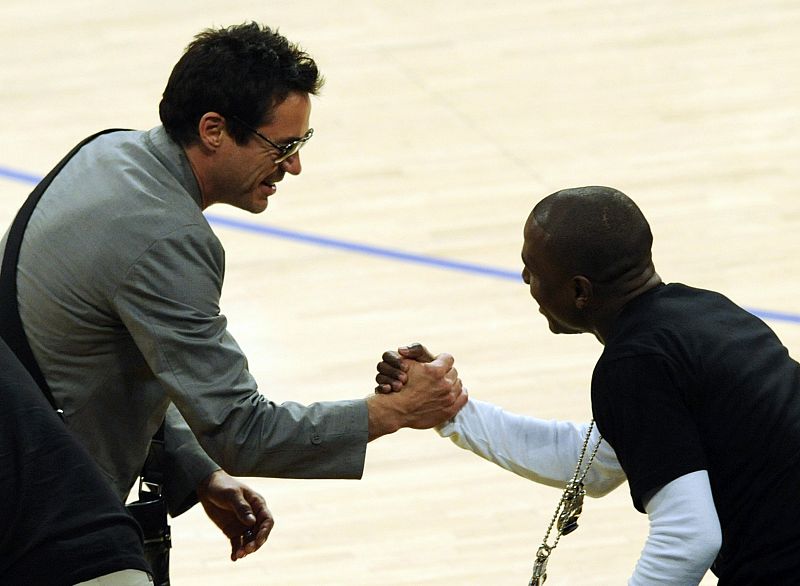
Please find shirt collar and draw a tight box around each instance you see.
[143,126,203,209]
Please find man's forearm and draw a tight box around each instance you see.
[437,399,626,496]
[630,470,721,585]
[164,403,222,516]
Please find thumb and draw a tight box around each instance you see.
[232,491,257,525]
[399,343,435,362]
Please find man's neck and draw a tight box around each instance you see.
[591,268,662,344]
[182,143,212,209]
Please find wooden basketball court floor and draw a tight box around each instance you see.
[2,1,799,583]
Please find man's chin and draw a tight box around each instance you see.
[236,197,268,214]
[250,190,271,213]
[545,317,582,335]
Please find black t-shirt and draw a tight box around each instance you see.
[592,283,800,584]
[0,338,149,585]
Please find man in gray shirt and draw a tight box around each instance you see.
[2,22,466,568]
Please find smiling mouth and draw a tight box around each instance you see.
[260,180,277,196]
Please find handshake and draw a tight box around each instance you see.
[366,343,468,440]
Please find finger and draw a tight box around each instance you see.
[447,384,469,417]
[231,536,244,561]
[241,508,275,558]
[380,350,406,369]
[242,531,261,557]
[234,499,257,526]
[398,343,435,362]
[374,382,401,394]
[444,366,459,384]
[375,373,404,391]
[217,487,257,528]
[248,493,273,526]
[242,487,271,524]
[248,492,274,539]
[232,525,258,560]
[231,518,258,560]
[253,518,274,550]
[376,361,407,382]
[455,390,469,410]
[232,537,252,560]
[428,352,455,374]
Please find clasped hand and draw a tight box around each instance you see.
[373,343,467,430]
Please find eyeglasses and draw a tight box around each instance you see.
[229,115,314,164]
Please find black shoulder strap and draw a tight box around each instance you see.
[0,129,129,409]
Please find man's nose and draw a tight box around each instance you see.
[280,153,302,175]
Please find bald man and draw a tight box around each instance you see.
[377,186,800,584]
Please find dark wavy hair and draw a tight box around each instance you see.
[159,22,324,146]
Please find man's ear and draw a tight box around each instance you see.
[573,275,593,309]
[197,112,226,150]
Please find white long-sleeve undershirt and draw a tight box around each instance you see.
[436,398,625,496]
[631,470,721,585]
[438,399,721,584]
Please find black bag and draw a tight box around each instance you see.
[127,491,171,586]
[127,422,171,586]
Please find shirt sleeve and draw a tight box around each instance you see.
[162,404,220,516]
[592,354,708,511]
[113,224,368,481]
[437,398,626,497]
[629,470,721,585]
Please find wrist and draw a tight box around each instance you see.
[366,393,403,441]
[196,467,223,495]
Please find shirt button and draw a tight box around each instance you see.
[311,433,322,445]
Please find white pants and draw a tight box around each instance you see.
[75,569,153,585]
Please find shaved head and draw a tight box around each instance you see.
[527,186,653,285]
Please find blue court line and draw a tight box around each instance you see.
[204,213,521,281]
[0,166,43,184]
[746,309,800,325]
[3,164,800,325]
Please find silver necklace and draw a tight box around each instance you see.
[529,420,603,586]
